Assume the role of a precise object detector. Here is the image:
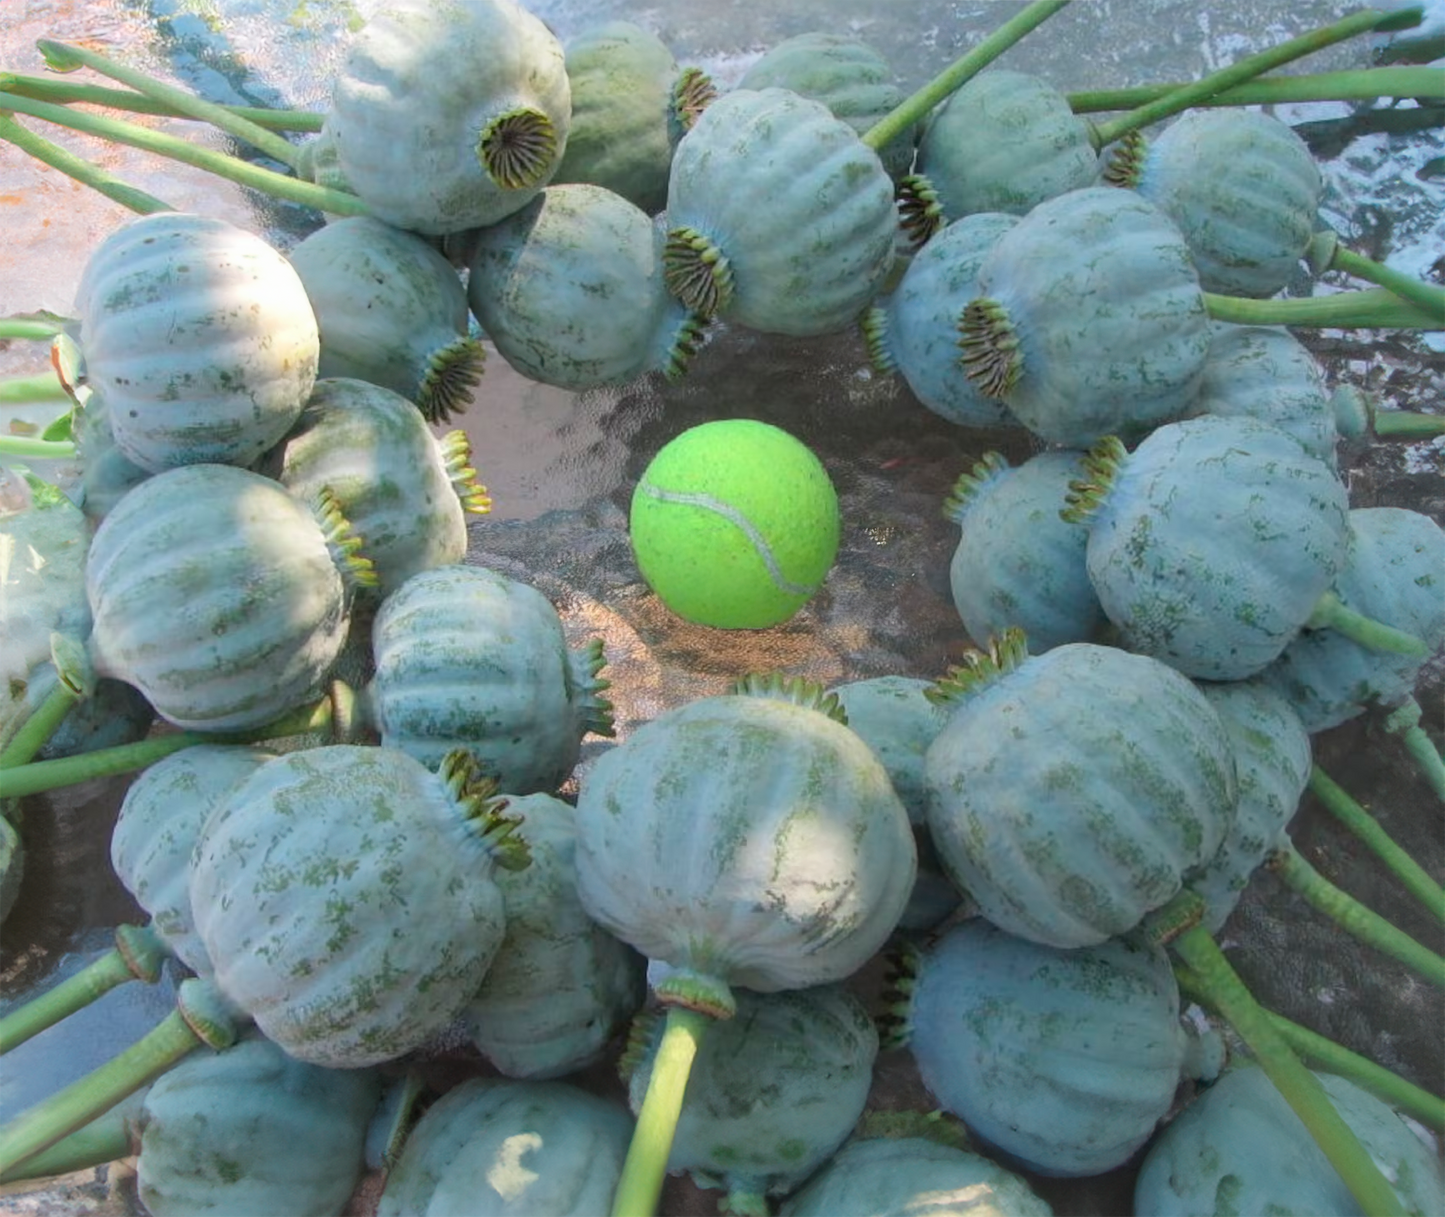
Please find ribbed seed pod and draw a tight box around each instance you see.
[326,0,571,235]
[663,87,899,336]
[736,32,917,181]
[924,631,1238,948]
[466,183,707,390]
[1104,108,1323,297]
[894,918,1191,1176]
[287,217,485,424]
[552,21,715,214]
[263,378,489,600]
[365,564,615,794]
[906,69,1098,237]
[74,212,318,472]
[861,211,1022,429]
[958,186,1211,448]
[85,463,375,731]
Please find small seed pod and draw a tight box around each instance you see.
[736,31,918,181]
[287,217,485,425]
[466,183,707,390]
[552,21,715,215]
[326,0,571,235]
[662,87,899,337]
[85,463,375,731]
[1103,108,1323,298]
[903,68,1098,241]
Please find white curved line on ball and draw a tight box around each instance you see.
[639,484,813,596]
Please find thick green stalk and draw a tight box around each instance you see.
[36,39,302,170]
[862,0,1073,150]
[1067,66,1445,113]
[0,925,169,1056]
[0,318,66,341]
[610,1005,711,1217]
[1309,232,1445,322]
[1305,591,1428,658]
[0,111,174,215]
[1089,7,1426,147]
[1307,763,1445,918]
[0,635,93,770]
[1270,843,1445,988]
[0,70,325,132]
[0,693,338,801]
[0,978,238,1176]
[1205,286,1442,330]
[0,437,75,460]
[0,371,69,405]
[1153,893,1406,1217]
[1383,698,1445,803]
[1172,963,1445,1134]
[0,91,366,217]
[1369,410,1445,439]
[0,1095,141,1184]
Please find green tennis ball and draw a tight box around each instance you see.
[629,419,841,629]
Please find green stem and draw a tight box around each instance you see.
[0,70,325,132]
[0,91,366,217]
[0,679,80,772]
[1305,590,1428,658]
[861,0,1074,151]
[0,318,67,341]
[0,111,174,216]
[1089,7,1425,148]
[0,1093,142,1184]
[1204,286,1442,330]
[1270,843,1445,988]
[0,978,238,1176]
[1172,963,1445,1134]
[0,924,169,1056]
[0,371,69,405]
[1153,893,1407,1217]
[35,39,302,170]
[1307,763,1445,919]
[1309,232,1445,322]
[0,691,338,801]
[610,1004,712,1217]
[1067,66,1445,113]
[0,437,76,460]
[1383,698,1445,804]
[1369,410,1445,439]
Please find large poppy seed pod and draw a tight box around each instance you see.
[662,87,899,337]
[460,791,647,1080]
[326,0,571,235]
[1188,323,1339,466]
[1104,108,1323,297]
[923,631,1238,949]
[779,1134,1052,1217]
[573,676,916,1013]
[1261,506,1445,732]
[735,32,918,182]
[136,1031,380,1217]
[861,211,1023,429]
[1189,679,1311,933]
[891,919,1193,1177]
[189,745,529,1068]
[85,463,375,732]
[903,69,1098,242]
[365,564,615,794]
[262,378,490,601]
[622,985,878,1206]
[376,1078,633,1217]
[551,21,715,215]
[465,183,707,390]
[943,449,1106,653]
[1066,415,1352,681]
[959,186,1211,448]
[110,743,279,975]
[73,212,319,473]
[1135,1065,1445,1217]
[286,216,485,425]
